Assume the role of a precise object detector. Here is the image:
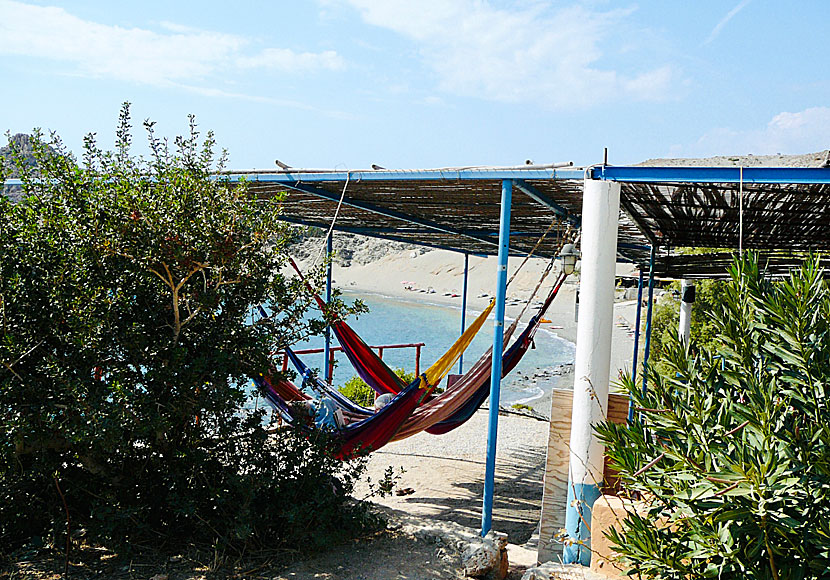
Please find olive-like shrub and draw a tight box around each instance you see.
[0,105,371,557]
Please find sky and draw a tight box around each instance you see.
[1,0,829,170]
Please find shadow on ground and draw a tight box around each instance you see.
[366,445,547,544]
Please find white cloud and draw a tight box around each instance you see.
[0,1,344,86]
[682,107,830,157]
[237,48,345,72]
[339,0,677,109]
[705,0,752,45]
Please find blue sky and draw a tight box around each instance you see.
[1,0,828,169]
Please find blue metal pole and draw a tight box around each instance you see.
[459,253,469,375]
[641,246,657,396]
[324,233,333,383]
[481,179,512,537]
[628,269,644,422]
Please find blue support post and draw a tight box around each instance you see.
[628,269,644,422]
[641,246,657,396]
[481,180,512,537]
[324,233,333,383]
[459,253,469,374]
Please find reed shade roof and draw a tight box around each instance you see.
[619,178,830,276]
[648,251,830,280]
[235,170,652,262]
[621,181,830,248]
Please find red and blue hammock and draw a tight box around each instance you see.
[263,271,566,447]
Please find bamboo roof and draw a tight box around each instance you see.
[11,162,828,278]
[226,167,652,263]
[591,165,830,277]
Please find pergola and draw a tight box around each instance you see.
[6,159,830,568]
[229,166,650,263]
[601,166,830,278]
[221,162,830,567]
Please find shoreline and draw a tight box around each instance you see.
[298,247,640,414]
[339,286,576,414]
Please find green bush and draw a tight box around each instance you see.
[339,368,418,407]
[0,106,373,556]
[598,254,830,579]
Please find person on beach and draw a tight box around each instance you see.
[374,392,394,412]
[296,398,344,430]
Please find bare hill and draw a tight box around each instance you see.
[638,150,830,167]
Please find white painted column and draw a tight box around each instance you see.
[678,279,695,345]
[563,178,620,566]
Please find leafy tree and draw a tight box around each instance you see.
[598,254,830,579]
[0,105,371,557]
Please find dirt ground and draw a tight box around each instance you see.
[352,412,550,545]
[273,410,551,579]
[3,411,549,580]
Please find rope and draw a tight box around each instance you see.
[313,172,350,267]
[506,217,567,289]
[512,227,579,323]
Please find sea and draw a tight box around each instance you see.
[288,290,575,408]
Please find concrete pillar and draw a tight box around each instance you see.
[563,178,620,565]
[678,279,695,345]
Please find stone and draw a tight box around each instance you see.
[521,562,610,580]
[462,531,509,579]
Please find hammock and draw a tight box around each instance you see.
[285,256,494,393]
[288,217,574,395]
[411,272,564,437]
[254,371,429,459]
[331,262,563,400]
[278,271,567,441]
[255,228,571,457]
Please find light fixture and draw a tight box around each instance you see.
[558,243,579,275]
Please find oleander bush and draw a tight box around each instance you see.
[645,278,725,374]
[599,254,830,579]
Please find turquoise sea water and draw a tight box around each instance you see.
[290,291,575,406]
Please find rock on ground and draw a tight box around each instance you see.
[462,530,509,580]
[521,562,612,580]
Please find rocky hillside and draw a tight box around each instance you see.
[290,229,431,267]
[638,150,830,167]
[1,133,43,201]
